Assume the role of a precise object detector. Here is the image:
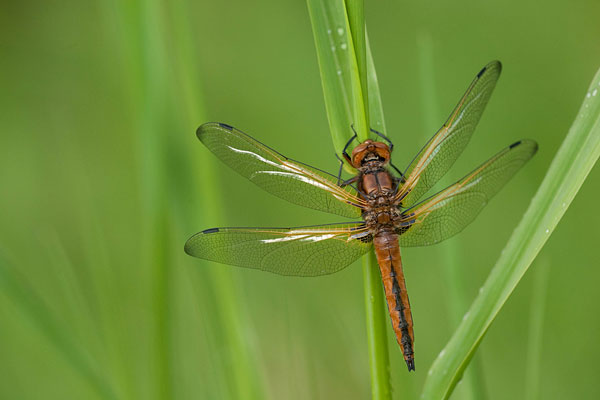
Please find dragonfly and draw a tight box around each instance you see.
[185,61,537,371]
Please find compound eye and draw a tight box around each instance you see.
[351,151,365,168]
[351,142,370,168]
[375,146,391,163]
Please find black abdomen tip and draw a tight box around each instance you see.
[406,358,415,372]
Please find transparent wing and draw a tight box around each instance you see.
[397,61,502,208]
[198,122,364,218]
[185,223,372,276]
[397,140,537,247]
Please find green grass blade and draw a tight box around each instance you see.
[422,66,600,399]
[308,1,392,397]
[345,0,369,135]
[110,0,175,396]
[307,0,368,157]
[363,251,392,400]
[366,32,386,134]
[524,258,550,400]
[138,1,172,398]
[168,4,265,399]
[166,2,265,398]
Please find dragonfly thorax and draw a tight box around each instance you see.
[361,182,401,232]
[352,140,401,232]
[363,202,401,232]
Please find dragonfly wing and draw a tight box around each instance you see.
[398,140,537,247]
[185,223,372,276]
[198,123,364,218]
[398,61,502,208]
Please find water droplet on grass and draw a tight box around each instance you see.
[337,27,344,35]
[340,43,347,50]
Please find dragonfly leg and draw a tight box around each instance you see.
[342,127,358,164]
[368,128,405,182]
[341,175,359,188]
[370,127,395,152]
[392,177,402,193]
[335,154,345,185]
[390,163,406,183]
[335,154,360,186]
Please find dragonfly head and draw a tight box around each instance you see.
[351,139,391,169]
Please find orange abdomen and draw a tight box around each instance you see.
[373,233,415,371]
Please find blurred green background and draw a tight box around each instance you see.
[1,0,599,399]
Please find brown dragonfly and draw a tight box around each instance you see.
[185,61,537,371]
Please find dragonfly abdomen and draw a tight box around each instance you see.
[373,233,415,371]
